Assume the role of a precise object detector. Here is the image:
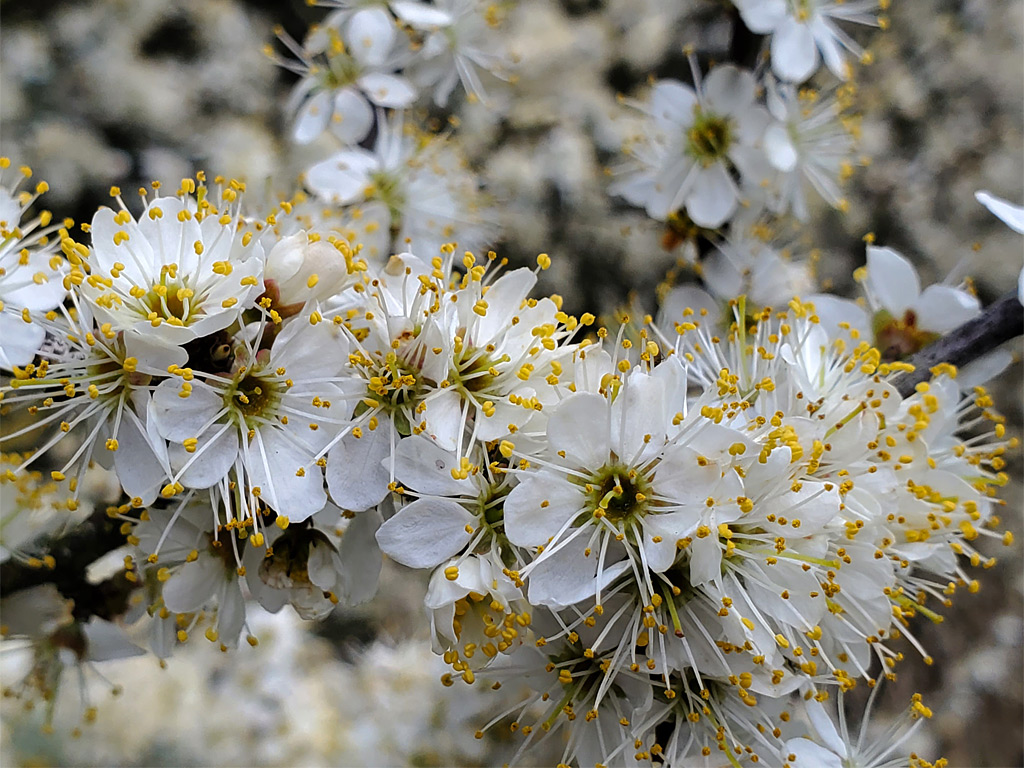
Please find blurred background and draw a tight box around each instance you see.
[1,0,1021,765]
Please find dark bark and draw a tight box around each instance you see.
[895,291,1024,397]
[0,508,137,622]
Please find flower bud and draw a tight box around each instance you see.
[263,232,351,311]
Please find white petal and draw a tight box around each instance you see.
[346,7,396,68]
[338,506,383,604]
[865,245,921,313]
[329,88,375,144]
[764,122,799,172]
[391,1,453,27]
[526,536,630,608]
[610,371,666,464]
[547,392,610,468]
[771,17,819,82]
[642,512,696,572]
[82,618,145,662]
[0,313,45,369]
[783,738,843,768]
[162,554,224,612]
[247,427,326,521]
[812,18,847,79]
[650,80,698,132]
[976,190,1024,233]
[422,388,463,452]
[123,330,188,372]
[804,698,848,757]
[958,348,1013,389]
[112,413,169,505]
[913,284,980,332]
[216,578,246,644]
[306,149,379,204]
[89,207,154,285]
[504,470,584,548]
[688,534,722,586]
[376,498,475,569]
[293,90,332,145]
[357,72,418,108]
[326,418,395,511]
[685,163,738,228]
[169,426,239,490]
[734,0,787,33]
[701,65,756,117]
[393,435,474,496]
[151,379,223,442]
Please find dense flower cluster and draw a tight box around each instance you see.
[1,181,1013,761]
[1,0,1021,765]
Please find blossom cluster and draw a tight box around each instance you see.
[0,0,1021,765]
[1,155,1015,763]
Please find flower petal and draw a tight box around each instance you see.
[976,190,1024,233]
[526,536,631,608]
[357,72,418,108]
[913,284,980,333]
[504,470,584,548]
[376,498,475,569]
[547,392,610,468]
[247,427,326,521]
[346,7,396,68]
[326,418,396,511]
[329,88,375,144]
[771,17,819,82]
[865,245,920,314]
[293,89,332,144]
[394,435,475,496]
[685,163,738,228]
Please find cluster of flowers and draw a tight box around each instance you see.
[1,0,1021,765]
[612,2,886,329]
[1,151,1016,764]
[272,0,508,263]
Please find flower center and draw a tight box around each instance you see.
[585,464,651,525]
[686,110,734,166]
[141,277,202,327]
[366,170,406,225]
[872,309,939,361]
[355,350,425,435]
[227,370,280,424]
[453,345,509,394]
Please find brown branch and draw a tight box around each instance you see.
[895,291,1024,397]
[0,508,137,622]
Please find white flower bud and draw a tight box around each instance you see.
[263,232,351,308]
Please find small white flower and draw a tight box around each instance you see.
[504,364,750,610]
[762,78,857,219]
[77,184,265,370]
[150,311,350,525]
[283,10,416,145]
[394,0,511,107]
[810,245,981,361]
[305,113,495,258]
[0,163,67,369]
[1,297,171,505]
[733,0,880,83]
[424,553,526,673]
[611,65,770,228]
